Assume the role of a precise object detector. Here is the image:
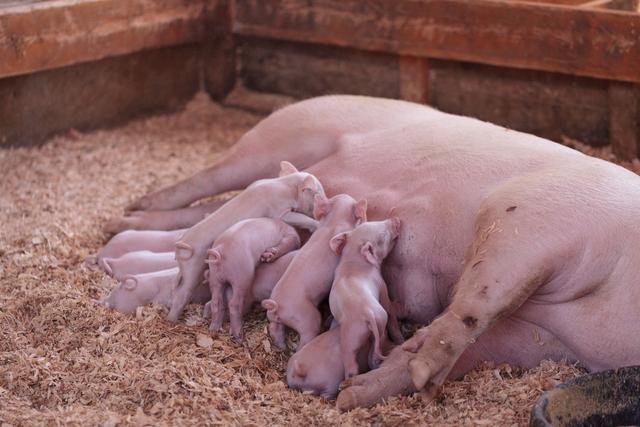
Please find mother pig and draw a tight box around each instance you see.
[108,95,640,410]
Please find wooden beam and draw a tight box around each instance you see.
[399,56,430,104]
[234,0,640,83]
[579,0,614,7]
[609,82,640,160]
[0,44,200,146]
[0,0,215,78]
[239,37,400,99]
[582,0,639,9]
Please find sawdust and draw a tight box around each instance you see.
[3,92,617,426]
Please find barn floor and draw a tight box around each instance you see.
[4,92,634,426]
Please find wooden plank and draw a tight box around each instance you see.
[430,60,610,146]
[0,44,200,146]
[234,0,640,83]
[583,0,639,9]
[0,0,214,78]
[239,37,400,99]
[609,82,640,160]
[399,56,430,104]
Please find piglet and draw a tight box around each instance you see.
[85,228,186,272]
[168,161,325,323]
[262,193,367,350]
[97,267,210,315]
[102,250,178,281]
[203,250,297,321]
[207,218,301,341]
[328,218,404,378]
[287,325,371,399]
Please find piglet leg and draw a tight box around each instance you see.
[340,321,370,379]
[227,272,255,342]
[207,275,227,332]
[294,302,323,351]
[260,233,300,263]
[268,321,287,350]
[379,283,404,344]
[280,211,319,232]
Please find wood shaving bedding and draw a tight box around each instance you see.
[4,92,622,426]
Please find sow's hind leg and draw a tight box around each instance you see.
[104,199,226,234]
[125,104,345,213]
[336,197,574,410]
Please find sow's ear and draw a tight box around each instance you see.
[279,161,299,177]
[361,241,378,265]
[329,232,348,255]
[354,199,368,225]
[313,193,331,220]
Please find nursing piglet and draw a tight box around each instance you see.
[329,217,403,378]
[102,250,178,280]
[262,194,367,350]
[97,267,210,315]
[85,228,186,271]
[203,250,297,320]
[207,218,301,341]
[287,325,370,399]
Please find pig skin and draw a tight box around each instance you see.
[107,95,640,410]
[261,193,366,350]
[206,218,300,341]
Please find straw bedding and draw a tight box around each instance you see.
[3,93,633,426]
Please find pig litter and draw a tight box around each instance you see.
[4,92,634,426]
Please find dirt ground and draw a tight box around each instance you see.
[6,92,633,426]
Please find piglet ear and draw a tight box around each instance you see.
[313,193,331,220]
[279,161,299,177]
[301,175,318,194]
[361,242,378,265]
[354,199,368,225]
[293,359,307,378]
[329,232,348,255]
[122,276,138,290]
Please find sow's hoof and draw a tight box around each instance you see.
[530,365,640,427]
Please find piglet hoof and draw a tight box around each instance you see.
[268,335,286,351]
[232,330,244,343]
[83,255,99,270]
[336,346,415,411]
[260,248,278,263]
[208,314,224,332]
[175,242,194,261]
[122,276,138,290]
[203,302,211,319]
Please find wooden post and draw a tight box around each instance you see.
[609,82,640,160]
[203,0,236,100]
[399,56,430,104]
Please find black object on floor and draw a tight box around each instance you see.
[530,365,640,427]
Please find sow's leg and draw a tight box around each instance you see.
[336,199,571,410]
[104,199,226,234]
[126,113,342,214]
